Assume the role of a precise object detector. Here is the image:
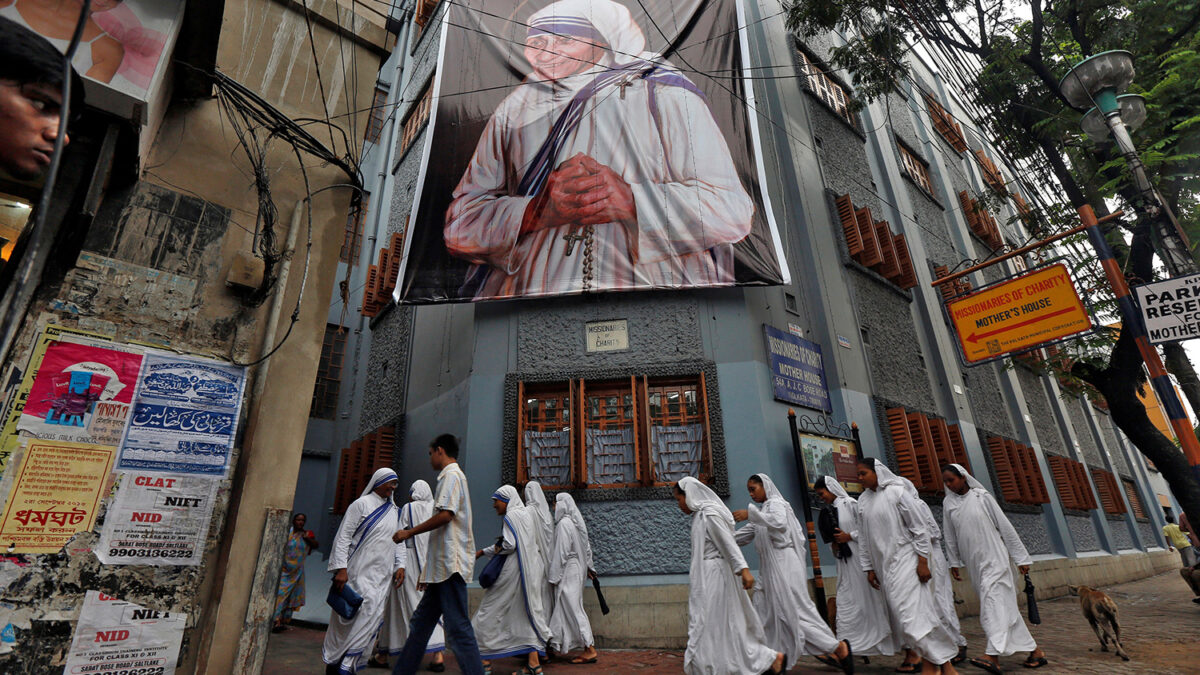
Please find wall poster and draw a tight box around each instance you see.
[393,0,789,304]
[96,472,220,566]
[62,591,186,675]
[0,440,115,554]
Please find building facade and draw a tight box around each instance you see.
[301,0,1178,648]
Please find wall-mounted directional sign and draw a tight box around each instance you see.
[948,263,1092,364]
[1133,272,1200,345]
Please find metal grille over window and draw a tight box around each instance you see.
[516,374,714,489]
[310,324,346,419]
[365,85,389,143]
[340,198,368,264]
[798,51,857,129]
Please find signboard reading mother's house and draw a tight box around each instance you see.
[763,325,831,412]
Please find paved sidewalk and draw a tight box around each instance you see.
[263,570,1200,674]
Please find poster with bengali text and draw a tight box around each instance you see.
[116,352,246,476]
[96,473,219,566]
[62,591,185,675]
[0,441,115,554]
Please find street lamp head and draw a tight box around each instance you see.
[1081,94,1148,141]
[1060,50,1136,111]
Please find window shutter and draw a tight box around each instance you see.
[855,207,883,267]
[886,407,922,490]
[1048,456,1075,509]
[988,436,1021,502]
[836,194,863,256]
[698,372,714,482]
[574,379,586,487]
[1023,445,1050,503]
[946,424,970,467]
[875,219,900,279]
[906,412,942,492]
[1122,478,1146,519]
[892,234,918,290]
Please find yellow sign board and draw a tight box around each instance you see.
[948,263,1092,364]
[0,440,115,554]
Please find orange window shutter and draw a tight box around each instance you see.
[946,424,970,470]
[1048,456,1074,509]
[928,418,953,467]
[892,234,918,290]
[855,207,883,267]
[574,379,586,487]
[958,191,980,232]
[988,436,1021,503]
[630,375,643,485]
[516,381,527,483]
[886,407,923,490]
[836,194,863,256]
[934,266,956,301]
[875,219,900,279]
[906,412,941,492]
[698,372,714,481]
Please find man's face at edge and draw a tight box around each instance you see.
[0,79,67,180]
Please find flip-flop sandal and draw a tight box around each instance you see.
[968,657,1003,675]
[838,641,855,675]
[953,647,969,664]
[570,657,598,664]
[815,654,839,669]
[894,663,920,673]
[1021,656,1048,669]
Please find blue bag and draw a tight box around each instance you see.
[479,553,506,588]
[326,582,363,620]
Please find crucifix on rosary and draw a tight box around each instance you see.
[562,229,589,256]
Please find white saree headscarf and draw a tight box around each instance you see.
[751,473,808,554]
[525,481,555,555]
[361,468,398,498]
[942,463,987,508]
[678,476,733,526]
[403,480,435,568]
[527,0,654,72]
[818,474,851,501]
[554,492,594,571]
[493,484,525,508]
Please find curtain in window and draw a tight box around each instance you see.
[524,430,571,487]
[651,423,704,482]
[585,427,636,484]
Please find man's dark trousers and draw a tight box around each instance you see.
[393,573,485,675]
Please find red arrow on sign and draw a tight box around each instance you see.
[966,306,1077,344]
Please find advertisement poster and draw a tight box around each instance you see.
[116,352,246,476]
[800,433,862,493]
[394,0,789,304]
[0,324,129,471]
[16,341,143,447]
[62,591,185,675]
[0,441,115,554]
[96,473,219,566]
[0,0,187,117]
[763,325,832,412]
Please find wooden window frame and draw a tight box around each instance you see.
[516,374,713,490]
[834,194,918,290]
[974,150,1007,195]
[957,191,1004,250]
[898,144,936,195]
[1091,468,1126,515]
[798,50,858,130]
[1047,455,1098,511]
[414,0,440,27]
[924,93,968,153]
[1121,478,1147,519]
[985,434,1050,505]
[399,80,434,157]
[310,324,347,420]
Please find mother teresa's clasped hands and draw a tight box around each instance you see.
[522,152,637,235]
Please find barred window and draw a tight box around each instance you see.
[516,375,713,489]
[797,51,857,129]
[310,324,346,419]
[340,197,368,264]
[898,144,935,195]
[364,85,389,144]
[399,80,434,157]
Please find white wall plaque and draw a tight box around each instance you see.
[585,320,629,353]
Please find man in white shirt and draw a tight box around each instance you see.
[391,435,485,675]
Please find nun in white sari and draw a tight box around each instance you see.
[524,481,557,625]
[547,493,599,662]
[323,468,404,675]
[731,474,851,671]
[855,459,960,673]
[371,480,445,667]
[472,485,552,674]
[445,0,754,299]
[674,477,784,675]
[941,464,1047,670]
[814,475,896,657]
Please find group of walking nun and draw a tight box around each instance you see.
[673,458,1049,675]
[321,458,599,675]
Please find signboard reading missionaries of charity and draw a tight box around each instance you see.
[63,591,186,675]
[392,0,790,304]
[585,320,628,352]
[1134,272,1200,345]
[0,440,115,554]
[116,352,247,476]
[763,325,831,412]
[948,264,1092,364]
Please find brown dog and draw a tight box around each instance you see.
[1068,585,1129,660]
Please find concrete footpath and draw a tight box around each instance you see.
[263,570,1200,674]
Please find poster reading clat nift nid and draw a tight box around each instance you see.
[394,0,789,303]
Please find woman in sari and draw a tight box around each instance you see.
[472,485,551,675]
[547,493,599,663]
[674,476,785,675]
[272,512,318,632]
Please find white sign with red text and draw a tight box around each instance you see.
[95,473,219,566]
[62,591,185,675]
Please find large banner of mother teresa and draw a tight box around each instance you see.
[392,0,791,304]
